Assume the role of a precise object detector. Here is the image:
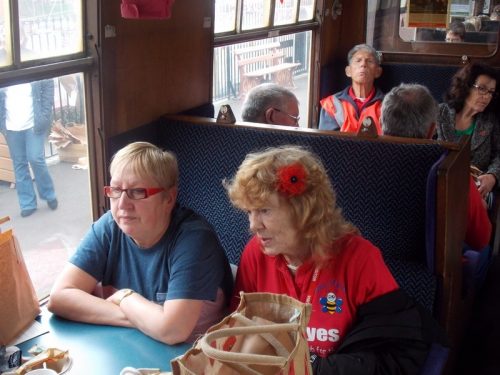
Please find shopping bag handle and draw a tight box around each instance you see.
[230,313,293,358]
[200,322,299,365]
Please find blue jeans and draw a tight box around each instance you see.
[5,128,56,211]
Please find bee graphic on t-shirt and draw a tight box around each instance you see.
[320,292,343,314]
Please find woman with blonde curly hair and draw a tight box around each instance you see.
[225,146,446,374]
[226,145,358,262]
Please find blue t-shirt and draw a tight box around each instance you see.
[71,204,233,304]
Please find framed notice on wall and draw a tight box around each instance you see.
[406,0,449,28]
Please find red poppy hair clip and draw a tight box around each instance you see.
[276,163,308,197]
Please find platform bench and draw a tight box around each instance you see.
[234,43,300,98]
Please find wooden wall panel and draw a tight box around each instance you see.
[100,0,213,137]
[319,0,367,67]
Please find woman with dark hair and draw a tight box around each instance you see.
[437,62,500,199]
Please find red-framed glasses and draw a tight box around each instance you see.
[104,186,165,200]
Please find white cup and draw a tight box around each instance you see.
[26,369,58,375]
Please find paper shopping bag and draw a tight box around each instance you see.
[0,225,41,345]
[171,292,312,375]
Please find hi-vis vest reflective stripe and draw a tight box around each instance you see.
[320,95,383,134]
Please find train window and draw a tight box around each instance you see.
[0,1,92,301]
[1,73,93,301]
[215,0,315,34]
[274,0,298,26]
[213,32,312,127]
[214,0,237,33]
[368,0,499,56]
[213,0,317,126]
[1,0,84,66]
[0,2,12,67]
[18,1,83,61]
[242,0,272,30]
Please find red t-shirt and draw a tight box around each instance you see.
[466,176,492,250]
[348,86,375,111]
[231,234,398,357]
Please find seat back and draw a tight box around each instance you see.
[319,62,459,102]
[151,117,447,311]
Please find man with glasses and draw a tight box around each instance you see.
[241,83,300,127]
[319,44,384,134]
[48,142,233,344]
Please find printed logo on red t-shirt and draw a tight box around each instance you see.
[306,327,341,343]
[319,292,343,314]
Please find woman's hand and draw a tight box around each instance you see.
[477,173,496,198]
[48,264,132,327]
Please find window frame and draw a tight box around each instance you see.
[0,0,93,88]
[214,0,320,47]
[213,0,322,127]
[0,1,98,215]
[0,0,102,218]
[0,1,102,300]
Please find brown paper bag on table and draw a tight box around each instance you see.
[0,217,41,345]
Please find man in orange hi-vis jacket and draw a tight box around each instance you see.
[319,44,383,134]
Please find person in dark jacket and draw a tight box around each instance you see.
[0,79,58,217]
[311,289,449,375]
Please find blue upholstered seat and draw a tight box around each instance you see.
[149,119,446,312]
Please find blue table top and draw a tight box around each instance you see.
[17,310,191,374]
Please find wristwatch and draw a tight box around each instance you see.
[117,288,135,305]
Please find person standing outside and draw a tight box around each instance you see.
[0,79,58,217]
[319,44,384,134]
